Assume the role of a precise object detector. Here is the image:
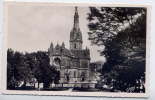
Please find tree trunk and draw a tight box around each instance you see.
[38,82,40,89]
[34,83,35,88]
[23,80,26,87]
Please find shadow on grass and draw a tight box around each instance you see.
[41,87,70,91]
[72,87,102,92]
[7,87,112,92]
[7,86,36,91]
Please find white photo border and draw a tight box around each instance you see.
[1,1,151,97]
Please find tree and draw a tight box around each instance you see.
[7,49,32,89]
[28,51,60,89]
[53,70,60,87]
[87,7,146,92]
[7,49,18,89]
[87,7,146,46]
[17,54,34,87]
[7,49,60,89]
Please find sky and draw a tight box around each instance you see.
[7,3,105,62]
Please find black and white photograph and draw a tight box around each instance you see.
[2,2,149,97]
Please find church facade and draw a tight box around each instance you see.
[48,7,94,87]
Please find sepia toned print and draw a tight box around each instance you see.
[2,2,150,97]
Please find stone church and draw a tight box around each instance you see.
[48,7,95,87]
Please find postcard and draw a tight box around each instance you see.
[1,2,150,97]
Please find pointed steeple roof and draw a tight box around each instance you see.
[74,6,79,28]
[50,42,53,49]
[55,43,60,49]
[70,7,82,43]
[62,42,65,48]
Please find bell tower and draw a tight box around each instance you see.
[70,7,83,50]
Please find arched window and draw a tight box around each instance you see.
[74,71,76,77]
[74,43,76,49]
[81,72,86,82]
[65,72,70,82]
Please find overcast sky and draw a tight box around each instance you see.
[7,3,105,62]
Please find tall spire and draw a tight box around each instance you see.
[70,6,83,50]
[74,6,79,29]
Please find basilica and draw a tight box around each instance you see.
[48,7,95,87]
